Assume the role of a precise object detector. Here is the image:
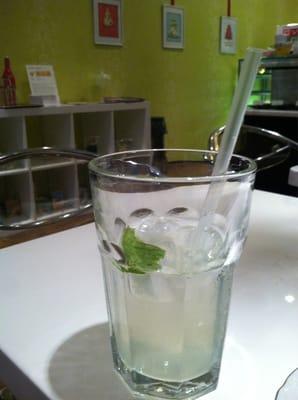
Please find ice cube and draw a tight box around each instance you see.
[187,214,227,271]
[133,216,179,267]
[131,214,227,274]
[133,215,196,273]
[127,271,185,302]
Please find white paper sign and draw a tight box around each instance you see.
[220,16,237,54]
[26,65,59,97]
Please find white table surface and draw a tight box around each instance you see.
[0,190,298,400]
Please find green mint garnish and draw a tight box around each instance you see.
[121,227,165,274]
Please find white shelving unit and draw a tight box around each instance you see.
[0,101,150,228]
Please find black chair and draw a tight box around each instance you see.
[208,124,298,196]
[0,147,95,230]
[151,117,167,149]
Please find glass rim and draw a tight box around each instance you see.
[88,148,257,183]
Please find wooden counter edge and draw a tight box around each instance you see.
[0,212,94,249]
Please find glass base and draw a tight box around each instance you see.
[112,347,219,400]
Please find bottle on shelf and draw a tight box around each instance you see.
[2,57,16,106]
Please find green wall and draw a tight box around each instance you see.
[1,0,298,149]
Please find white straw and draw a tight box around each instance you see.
[191,48,263,255]
[212,47,264,176]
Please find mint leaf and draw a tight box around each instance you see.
[121,227,165,274]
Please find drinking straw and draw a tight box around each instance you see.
[212,47,264,176]
[192,48,263,253]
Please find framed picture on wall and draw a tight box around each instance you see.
[220,16,237,54]
[93,0,123,46]
[163,5,184,49]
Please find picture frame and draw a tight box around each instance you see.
[163,5,184,49]
[93,0,123,46]
[220,16,237,54]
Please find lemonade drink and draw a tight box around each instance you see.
[89,149,256,399]
[100,215,235,398]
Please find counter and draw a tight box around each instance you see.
[0,190,297,400]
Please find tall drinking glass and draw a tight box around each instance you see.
[89,149,256,400]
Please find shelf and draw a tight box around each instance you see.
[0,166,29,177]
[114,109,150,149]
[26,114,75,148]
[0,101,150,118]
[0,216,34,227]
[0,172,33,224]
[0,101,150,229]
[74,111,113,154]
[36,207,79,222]
[30,160,76,171]
[0,167,29,177]
[0,117,27,154]
[246,108,298,118]
[256,73,271,77]
[251,90,271,94]
[32,165,78,215]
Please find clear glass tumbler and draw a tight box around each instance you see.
[89,149,256,400]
